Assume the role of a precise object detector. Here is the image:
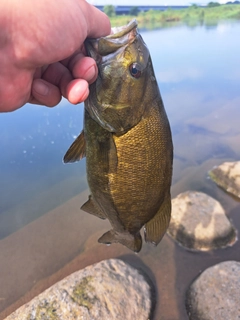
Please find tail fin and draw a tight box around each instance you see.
[98,230,142,252]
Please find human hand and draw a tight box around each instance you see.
[0,0,110,112]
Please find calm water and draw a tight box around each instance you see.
[0,21,240,320]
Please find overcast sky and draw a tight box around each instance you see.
[88,0,228,5]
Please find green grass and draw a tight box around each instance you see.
[109,4,240,29]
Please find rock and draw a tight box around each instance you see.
[5,259,153,320]
[168,191,237,250]
[209,161,240,199]
[186,260,240,320]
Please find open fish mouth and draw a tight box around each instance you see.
[110,19,138,38]
[85,19,138,57]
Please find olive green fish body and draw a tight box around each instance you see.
[64,20,173,252]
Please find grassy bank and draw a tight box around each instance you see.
[109,4,240,28]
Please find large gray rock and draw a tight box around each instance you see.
[186,260,240,320]
[5,259,153,320]
[168,191,237,250]
[209,161,240,199]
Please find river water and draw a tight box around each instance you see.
[0,20,240,320]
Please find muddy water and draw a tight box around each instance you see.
[0,21,240,320]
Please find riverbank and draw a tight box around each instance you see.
[109,4,240,28]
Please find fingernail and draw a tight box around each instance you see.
[33,81,49,96]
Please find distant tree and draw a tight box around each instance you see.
[103,5,115,17]
[190,3,199,9]
[129,6,140,16]
[207,2,221,7]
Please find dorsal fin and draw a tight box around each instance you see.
[63,130,86,163]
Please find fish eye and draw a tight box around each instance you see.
[129,63,142,79]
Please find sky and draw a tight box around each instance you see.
[88,0,228,5]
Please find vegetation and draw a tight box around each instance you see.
[106,3,240,29]
[129,6,140,16]
[207,2,221,7]
[103,5,115,17]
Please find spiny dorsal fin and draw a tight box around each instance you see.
[63,130,86,163]
[144,195,171,246]
[81,195,106,220]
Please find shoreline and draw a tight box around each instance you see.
[107,4,240,28]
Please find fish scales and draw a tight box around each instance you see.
[64,19,173,252]
[109,103,172,229]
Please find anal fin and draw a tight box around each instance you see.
[63,130,86,163]
[81,195,106,220]
[144,195,171,246]
[98,229,142,252]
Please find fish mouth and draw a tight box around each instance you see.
[109,19,138,39]
[85,19,138,59]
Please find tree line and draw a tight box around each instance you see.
[103,2,238,17]
[103,5,139,17]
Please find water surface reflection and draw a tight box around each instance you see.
[0,21,240,320]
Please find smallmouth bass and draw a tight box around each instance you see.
[64,20,173,252]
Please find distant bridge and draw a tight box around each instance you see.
[95,5,191,15]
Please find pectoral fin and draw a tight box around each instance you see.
[63,130,86,163]
[81,196,106,220]
[98,230,142,252]
[144,195,171,246]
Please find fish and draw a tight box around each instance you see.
[64,19,173,252]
